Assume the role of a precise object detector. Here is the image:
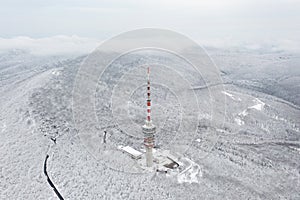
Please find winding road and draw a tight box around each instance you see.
[44,154,64,200]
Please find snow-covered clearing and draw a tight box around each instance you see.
[222,91,242,101]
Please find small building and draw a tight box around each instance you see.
[118,145,143,159]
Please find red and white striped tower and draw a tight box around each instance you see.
[142,67,156,167]
[146,67,151,123]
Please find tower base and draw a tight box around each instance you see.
[137,148,180,172]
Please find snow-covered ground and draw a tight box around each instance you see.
[1,48,300,199]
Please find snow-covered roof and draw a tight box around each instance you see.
[118,145,143,159]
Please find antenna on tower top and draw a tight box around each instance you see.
[146,66,151,123]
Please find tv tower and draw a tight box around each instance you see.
[142,67,156,167]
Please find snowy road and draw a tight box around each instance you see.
[44,154,64,200]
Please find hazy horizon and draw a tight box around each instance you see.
[1,0,299,52]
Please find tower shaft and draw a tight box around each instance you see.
[143,67,155,167]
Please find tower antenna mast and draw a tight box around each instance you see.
[142,67,156,167]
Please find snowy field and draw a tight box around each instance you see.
[0,47,300,199]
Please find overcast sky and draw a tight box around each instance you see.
[0,0,299,52]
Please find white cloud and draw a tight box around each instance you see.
[0,34,299,56]
[198,37,300,53]
[0,35,101,55]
